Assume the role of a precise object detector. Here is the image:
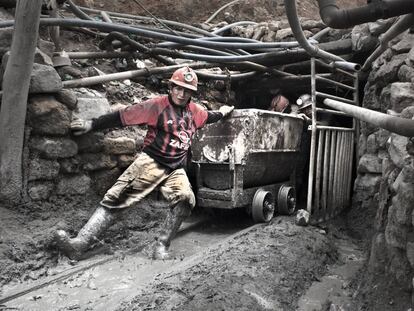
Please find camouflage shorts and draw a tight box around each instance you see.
[100,152,195,210]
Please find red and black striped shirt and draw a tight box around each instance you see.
[120,95,210,169]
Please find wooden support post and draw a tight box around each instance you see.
[0,0,42,203]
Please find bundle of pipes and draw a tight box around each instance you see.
[0,0,356,86]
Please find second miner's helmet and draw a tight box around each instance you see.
[170,67,198,92]
[297,94,313,110]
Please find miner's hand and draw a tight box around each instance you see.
[219,105,234,118]
[70,119,93,136]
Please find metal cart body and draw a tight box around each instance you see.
[192,109,304,221]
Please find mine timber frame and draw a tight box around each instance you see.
[307,58,359,222]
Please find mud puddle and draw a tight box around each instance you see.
[297,236,365,310]
[1,216,252,311]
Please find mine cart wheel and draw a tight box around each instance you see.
[252,189,275,223]
[277,185,296,215]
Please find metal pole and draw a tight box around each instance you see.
[322,130,330,220]
[307,58,318,214]
[328,131,336,217]
[315,130,325,217]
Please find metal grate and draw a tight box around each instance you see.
[306,58,359,222]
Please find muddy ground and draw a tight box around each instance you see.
[0,0,410,310]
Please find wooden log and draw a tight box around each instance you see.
[0,0,42,203]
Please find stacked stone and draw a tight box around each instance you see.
[21,53,140,201]
[354,29,414,297]
[230,19,325,42]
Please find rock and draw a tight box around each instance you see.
[368,18,396,36]
[385,204,408,249]
[351,23,378,52]
[72,96,111,121]
[406,240,414,269]
[391,33,414,54]
[388,246,412,290]
[117,154,136,168]
[55,89,78,110]
[28,95,71,135]
[59,157,81,174]
[301,20,324,30]
[407,46,414,66]
[353,174,382,202]
[29,63,63,94]
[37,38,54,58]
[275,28,293,41]
[90,168,121,196]
[373,54,407,88]
[398,64,414,83]
[74,132,105,153]
[56,175,91,195]
[0,27,12,59]
[362,85,380,111]
[379,85,391,111]
[392,183,414,225]
[366,129,390,154]
[103,137,136,155]
[368,233,387,272]
[388,133,410,169]
[80,153,118,171]
[390,82,414,113]
[28,158,60,181]
[357,154,383,173]
[34,48,53,66]
[295,209,309,226]
[30,137,78,159]
[28,182,54,201]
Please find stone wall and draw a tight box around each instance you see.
[354,29,414,299]
[20,52,143,202]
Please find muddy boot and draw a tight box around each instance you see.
[145,202,190,260]
[54,206,115,260]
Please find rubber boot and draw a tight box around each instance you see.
[55,206,115,260]
[147,201,190,260]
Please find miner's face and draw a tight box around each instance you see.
[170,84,193,107]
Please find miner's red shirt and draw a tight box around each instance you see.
[119,95,208,169]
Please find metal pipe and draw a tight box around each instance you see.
[317,0,414,29]
[307,58,317,214]
[333,131,342,214]
[284,0,344,62]
[338,132,346,209]
[66,51,140,59]
[316,91,356,105]
[344,132,352,208]
[328,131,336,217]
[66,0,94,21]
[330,61,360,72]
[315,130,325,215]
[205,0,241,23]
[314,58,356,78]
[212,21,258,35]
[324,98,414,137]
[100,11,112,23]
[316,107,350,117]
[322,130,330,219]
[62,62,215,88]
[315,75,355,91]
[347,132,355,206]
[74,5,216,38]
[361,13,414,72]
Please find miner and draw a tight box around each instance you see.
[55,66,234,260]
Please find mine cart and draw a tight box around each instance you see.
[191,109,304,223]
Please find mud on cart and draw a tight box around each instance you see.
[191,109,305,222]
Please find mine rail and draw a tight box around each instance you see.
[0,214,256,308]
